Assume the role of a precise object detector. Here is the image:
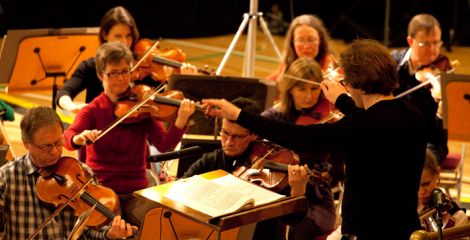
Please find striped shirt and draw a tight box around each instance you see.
[0,154,108,240]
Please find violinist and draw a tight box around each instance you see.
[261,58,336,239]
[184,97,290,240]
[391,13,450,163]
[202,39,427,240]
[267,14,336,99]
[0,106,135,239]
[418,150,468,231]
[63,42,196,227]
[56,6,140,114]
[56,6,197,113]
[183,97,261,178]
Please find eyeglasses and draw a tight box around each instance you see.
[103,69,131,79]
[30,138,63,152]
[414,40,443,48]
[294,38,320,45]
[220,129,250,141]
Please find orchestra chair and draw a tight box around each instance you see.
[438,73,470,203]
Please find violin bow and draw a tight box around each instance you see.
[90,84,166,144]
[395,60,459,99]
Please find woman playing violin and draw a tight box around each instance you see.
[262,58,337,240]
[263,58,334,124]
[267,14,337,99]
[0,106,135,239]
[418,150,468,231]
[63,42,196,227]
[56,6,139,114]
[391,13,450,163]
[56,6,197,114]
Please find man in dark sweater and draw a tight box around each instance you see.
[184,98,293,240]
[183,97,261,178]
[202,39,427,240]
[391,14,451,163]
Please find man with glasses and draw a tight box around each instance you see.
[0,106,135,239]
[183,97,293,240]
[391,13,451,163]
[183,97,260,178]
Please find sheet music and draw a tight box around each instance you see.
[165,175,283,217]
[212,174,285,206]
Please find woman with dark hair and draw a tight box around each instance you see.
[56,6,140,113]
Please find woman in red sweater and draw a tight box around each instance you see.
[63,41,196,227]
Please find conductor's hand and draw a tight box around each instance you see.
[105,215,138,239]
[201,99,241,121]
[321,79,347,104]
[73,129,102,146]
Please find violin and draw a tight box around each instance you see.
[115,84,186,123]
[132,38,186,83]
[396,58,460,99]
[233,141,300,192]
[295,99,342,126]
[36,157,120,228]
[152,55,213,75]
[89,84,201,144]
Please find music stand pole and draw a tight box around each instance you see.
[216,0,282,77]
[47,72,65,110]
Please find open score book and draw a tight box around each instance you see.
[164,174,285,217]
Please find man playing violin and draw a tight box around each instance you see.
[203,39,427,240]
[391,13,450,163]
[183,97,261,178]
[0,106,135,239]
[63,42,196,227]
[184,97,294,240]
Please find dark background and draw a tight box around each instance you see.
[0,0,469,47]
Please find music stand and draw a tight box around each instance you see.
[0,27,100,109]
[135,170,307,240]
[440,73,470,141]
[168,74,276,136]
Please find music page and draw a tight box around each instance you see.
[165,175,283,217]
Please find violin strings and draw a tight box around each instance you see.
[66,178,116,219]
[81,192,116,219]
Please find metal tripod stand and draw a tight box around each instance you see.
[216,0,282,77]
